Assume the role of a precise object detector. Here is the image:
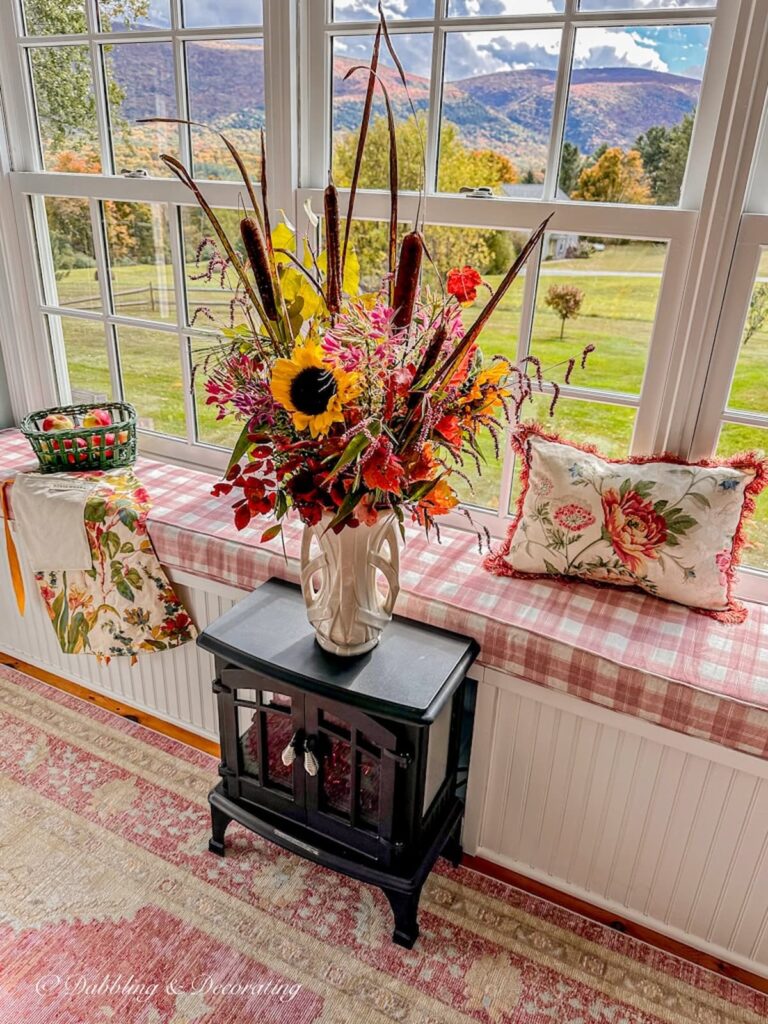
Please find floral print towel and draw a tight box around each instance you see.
[33,470,196,660]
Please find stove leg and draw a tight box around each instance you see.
[209,802,231,857]
[384,886,421,949]
[442,820,463,868]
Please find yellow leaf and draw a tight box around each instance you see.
[316,248,360,298]
[281,267,322,321]
[271,223,295,265]
[343,248,360,297]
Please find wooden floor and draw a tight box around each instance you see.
[1,650,766,996]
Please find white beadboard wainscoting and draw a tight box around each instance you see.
[463,665,768,979]
[0,544,766,978]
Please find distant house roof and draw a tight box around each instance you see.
[500,183,571,202]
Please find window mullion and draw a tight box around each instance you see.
[263,0,298,216]
[496,236,543,518]
[542,2,576,201]
[168,201,196,445]
[170,0,192,173]
[84,1,113,175]
[88,198,123,402]
[424,18,444,197]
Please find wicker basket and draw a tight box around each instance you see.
[20,402,138,474]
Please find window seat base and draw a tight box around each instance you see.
[2,427,766,760]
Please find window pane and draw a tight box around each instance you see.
[439,29,561,193]
[116,326,185,437]
[104,201,175,323]
[191,339,246,448]
[716,424,768,572]
[103,42,178,176]
[332,33,433,190]
[97,0,172,30]
[529,236,666,395]
[48,315,113,404]
[448,1,564,15]
[23,0,86,34]
[510,394,637,511]
[181,206,248,327]
[186,39,264,180]
[29,46,100,172]
[560,25,710,206]
[40,197,100,311]
[182,0,262,26]
[727,251,768,415]
[333,0,435,18]
[580,1,715,9]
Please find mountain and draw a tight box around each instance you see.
[110,41,700,171]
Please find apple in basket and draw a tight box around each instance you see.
[41,413,74,432]
[82,408,112,428]
[50,436,88,464]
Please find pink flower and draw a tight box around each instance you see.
[715,548,732,586]
[554,502,595,533]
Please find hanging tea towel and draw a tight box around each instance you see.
[12,472,98,571]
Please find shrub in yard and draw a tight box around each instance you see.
[545,284,585,339]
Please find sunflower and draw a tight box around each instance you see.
[270,341,361,437]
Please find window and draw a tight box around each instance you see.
[3,0,275,465]
[304,0,720,530]
[1,0,768,596]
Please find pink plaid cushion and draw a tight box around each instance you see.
[3,429,767,759]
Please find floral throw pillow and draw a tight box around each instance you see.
[485,425,768,622]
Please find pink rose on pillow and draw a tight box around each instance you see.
[715,548,732,586]
[601,487,668,574]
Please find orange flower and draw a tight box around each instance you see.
[601,487,667,574]
[414,478,458,525]
[447,266,483,304]
[435,414,462,446]
[406,443,437,481]
[362,438,405,494]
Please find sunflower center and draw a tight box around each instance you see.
[289,366,338,416]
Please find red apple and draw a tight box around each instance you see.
[82,408,112,428]
[42,413,74,432]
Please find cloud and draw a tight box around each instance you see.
[573,28,669,72]
[179,0,263,27]
[449,0,561,13]
[476,36,561,71]
[333,0,434,18]
[335,32,434,79]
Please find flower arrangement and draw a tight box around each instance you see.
[154,12,593,548]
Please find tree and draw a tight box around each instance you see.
[743,283,768,345]
[558,142,582,196]
[27,1,149,167]
[635,113,694,206]
[545,284,584,339]
[333,115,520,285]
[571,147,651,205]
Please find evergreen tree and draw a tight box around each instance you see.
[559,142,582,197]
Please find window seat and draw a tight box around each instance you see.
[2,427,767,760]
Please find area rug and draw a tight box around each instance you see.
[0,666,764,1024]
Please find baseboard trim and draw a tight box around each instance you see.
[462,854,768,996]
[0,651,220,758]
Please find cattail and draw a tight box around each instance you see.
[413,321,447,388]
[392,231,423,330]
[324,182,342,315]
[240,217,278,321]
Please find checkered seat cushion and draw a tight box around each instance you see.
[2,429,767,759]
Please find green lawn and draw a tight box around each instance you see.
[55,242,768,570]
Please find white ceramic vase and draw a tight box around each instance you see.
[299,512,401,657]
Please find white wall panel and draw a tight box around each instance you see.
[466,668,768,978]
[0,532,241,740]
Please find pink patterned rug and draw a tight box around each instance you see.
[0,665,764,1024]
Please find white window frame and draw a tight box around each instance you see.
[0,0,767,592]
